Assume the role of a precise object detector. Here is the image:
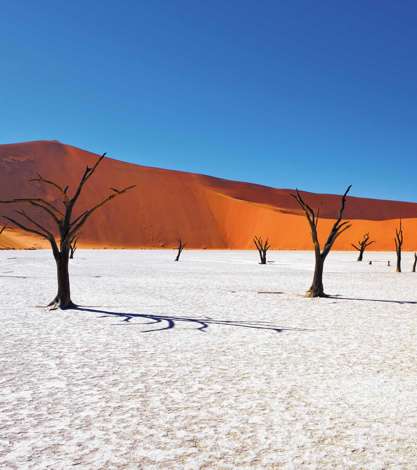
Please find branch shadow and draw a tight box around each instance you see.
[0,275,28,279]
[74,306,312,334]
[329,295,417,305]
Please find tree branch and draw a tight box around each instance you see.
[70,153,107,205]
[3,216,50,241]
[0,197,63,216]
[68,184,135,240]
[30,174,69,200]
[15,210,55,239]
[292,190,320,254]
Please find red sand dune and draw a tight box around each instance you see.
[1,140,417,251]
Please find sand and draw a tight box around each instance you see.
[1,249,417,468]
[1,140,417,250]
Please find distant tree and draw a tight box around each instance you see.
[292,186,352,297]
[351,233,375,261]
[69,235,79,260]
[175,239,185,261]
[253,236,270,264]
[394,220,404,273]
[412,253,417,273]
[0,153,135,309]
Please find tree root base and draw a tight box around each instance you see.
[305,290,329,298]
[47,299,78,310]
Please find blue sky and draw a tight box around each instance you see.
[1,1,417,201]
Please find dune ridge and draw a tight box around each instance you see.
[1,140,417,250]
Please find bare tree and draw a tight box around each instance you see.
[175,239,185,261]
[351,233,375,261]
[253,236,270,264]
[412,253,417,273]
[394,220,404,273]
[69,235,79,260]
[292,186,352,297]
[0,153,135,309]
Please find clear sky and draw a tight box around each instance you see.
[1,1,417,201]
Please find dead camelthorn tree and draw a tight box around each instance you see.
[351,233,375,261]
[412,253,417,273]
[69,235,79,260]
[0,153,135,309]
[394,220,404,273]
[175,239,185,261]
[253,236,271,264]
[292,185,352,297]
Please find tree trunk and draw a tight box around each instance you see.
[256,249,266,264]
[357,248,364,262]
[396,250,402,273]
[307,254,326,297]
[49,253,75,309]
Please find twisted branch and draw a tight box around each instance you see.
[292,185,352,259]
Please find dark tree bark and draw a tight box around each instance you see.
[0,153,135,309]
[52,251,72,307]
[69,235,79,259]
[253,236,271,264]
[413,253,417,273]
[394,220,404,273]
[351,232,375,261]
[292,185,352,297]
[175,239,185,261]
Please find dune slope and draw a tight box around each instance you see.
[0,140,416,250]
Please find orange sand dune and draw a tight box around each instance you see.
[0,140,416,251]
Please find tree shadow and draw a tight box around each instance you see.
[258,291,284,295]
[74,306,311,334]
[329,295,417,305]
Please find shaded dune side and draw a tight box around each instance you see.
[198,175,417,221]
[1,140,417,250]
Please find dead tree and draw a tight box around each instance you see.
[69,235,79,260]
[292,186,352,297]
[394,220,404,273]
[253,236,270,264]
[175,239,185,261]
[0,153,135,309]
[351,233,375,261]
[412,253,417,273]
